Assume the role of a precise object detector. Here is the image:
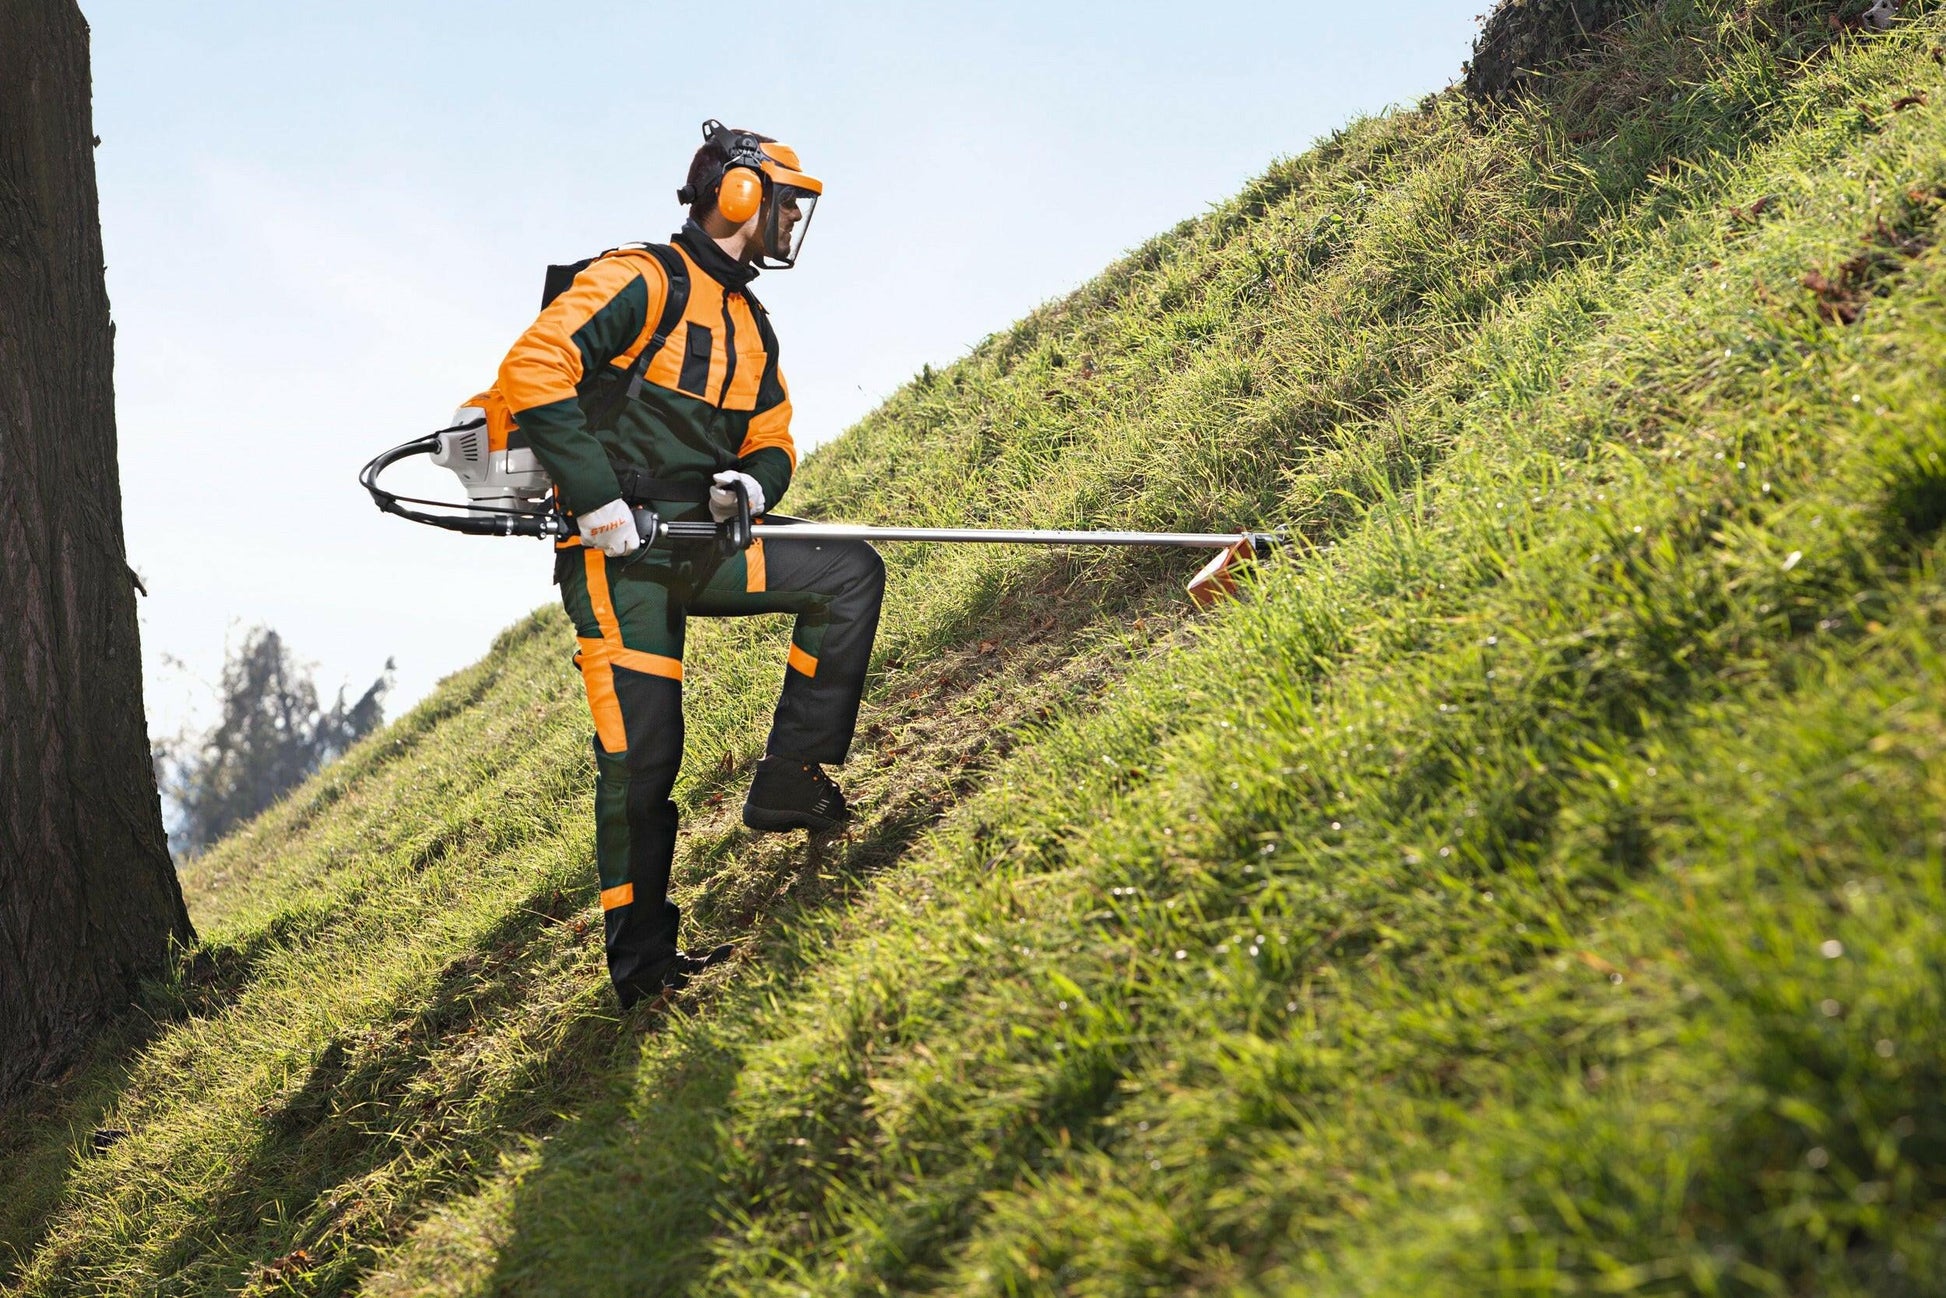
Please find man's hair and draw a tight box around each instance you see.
[685,125,775,221]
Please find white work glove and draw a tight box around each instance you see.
[709,470,767,523]
[577,498,640,558]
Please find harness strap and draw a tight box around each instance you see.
[587,243,691,433]
[613,467,711,504]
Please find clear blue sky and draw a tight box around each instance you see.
[85,1,1485,740]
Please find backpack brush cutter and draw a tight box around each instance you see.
[360,415,1289,607]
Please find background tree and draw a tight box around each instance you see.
[157,628,392,856]
[0,1,193,1103]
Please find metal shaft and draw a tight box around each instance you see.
[661,520,1273,550]
[363,435,1288,552]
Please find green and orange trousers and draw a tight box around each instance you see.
[555,530,884,993]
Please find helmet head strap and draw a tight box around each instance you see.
[676,119,773,218]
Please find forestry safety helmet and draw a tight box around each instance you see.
[677,119,823,269]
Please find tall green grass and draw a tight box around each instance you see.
[6,2,1946,1293]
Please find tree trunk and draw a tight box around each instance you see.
[0,0,193,1105]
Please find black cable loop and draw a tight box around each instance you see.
[358,435,565,538]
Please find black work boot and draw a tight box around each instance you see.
[615,942,737,1010]
[743,754,851,833]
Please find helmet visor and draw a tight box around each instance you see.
[763,185,817,267]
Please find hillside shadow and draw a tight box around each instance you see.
[0,1017,165,1285]
[469,1022,745,1294]
[0,908,353,1285]
[126,883,631,1295]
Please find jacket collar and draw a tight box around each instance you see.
[673,219,761,291]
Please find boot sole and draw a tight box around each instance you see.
[743,804,847,834]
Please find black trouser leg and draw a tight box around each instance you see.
[707,538,885,764]
[596,666,686,990]
[758,544,891,766]
[560,545,691,997]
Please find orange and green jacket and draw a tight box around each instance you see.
[497,222,795,520]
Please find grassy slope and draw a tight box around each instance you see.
[8,3,1946,1292]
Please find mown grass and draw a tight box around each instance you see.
[6,1,1946,1293]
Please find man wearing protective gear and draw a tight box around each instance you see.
[495,120,884,1008]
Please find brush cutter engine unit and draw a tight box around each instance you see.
[358,418,564,539]
[432,408,551,510]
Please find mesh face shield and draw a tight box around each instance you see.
[760,184,818,269]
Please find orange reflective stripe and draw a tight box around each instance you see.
[787,644,818,677]
[600,883,635,910]
[581,554,683,686]
[611,647,684,680]
[583,549,621,641]
[577,643,627,753]
[745,538,766,593]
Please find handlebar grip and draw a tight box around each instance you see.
[631,506,662,544]
[717,478,754,555]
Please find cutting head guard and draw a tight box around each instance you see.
[677,119,822,269]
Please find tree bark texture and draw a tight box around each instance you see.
[0,0,193,1105]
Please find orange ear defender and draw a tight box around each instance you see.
[716,166,764,224]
